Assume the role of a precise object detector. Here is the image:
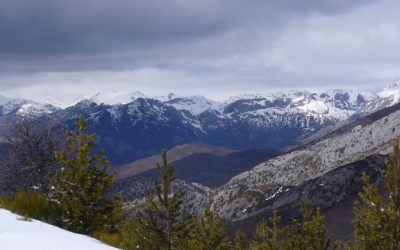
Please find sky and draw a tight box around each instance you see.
[0,0,399,106]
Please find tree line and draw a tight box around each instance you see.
[0,115,399,249]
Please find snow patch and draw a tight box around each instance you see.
[88,91,148,105]
[0,209,119,250]
[160,93,221,115]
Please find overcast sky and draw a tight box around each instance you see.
[0,0,399,106]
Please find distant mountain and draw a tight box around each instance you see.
[356,79,400,116]
[119,91,400,240]
[120,100,400,239]
[0,95,60,139]
[55,98,206,164]
[0,95,59,117]
[195,99,400,224]
[1,86,398,165]
[158,93,221,116]
[48,89,375,164]
[86,91,148,106]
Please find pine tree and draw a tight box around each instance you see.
[250,200,330,250]
[187,207,231,250]
[53,115,121,235]
[134,150,189,250]
[348,140,400,250]
[284,199,330,250]
[233,231,250,250]
[250,210,284,250]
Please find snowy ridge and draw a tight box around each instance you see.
[161,93,221,116]
[0,95,25,106]
[88,91,148,105]
[378,78,400,98]
[2,85,400,162]
[56,82,400,128]
[221,89,375,123]
[205,101,400,220]
[0,209,118,250]
[16,102,59,116]
[357,79,400,116]
[0,94,59,117]
[74,89,376,119]
[41,88,383,158]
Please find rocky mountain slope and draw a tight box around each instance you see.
[199,101,400,223]
[48,89,375,164]
[1,85,398,167]
[226,154,386,240]
[357,79,400,116]
[118,94,398,240]
[0,95,59,117]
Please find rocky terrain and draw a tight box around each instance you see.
[51,89,375,164]
[1,87,395,166]
[204,101,400,221]
[117,95,398,241]
[225,154,386,239]
[2,83,400,241]
[0,95,59,118]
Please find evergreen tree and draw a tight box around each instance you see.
[284,199,330,250]
[187,207,231,250]
[53,115,121,235]
[233,231,250,250]
[134,150,189,250]
[348,140,400,250]
[250,200,331,250]
[251,210,284,250]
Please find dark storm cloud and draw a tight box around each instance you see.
[0,1,224,55]
[1,0,397,105]
[0,0,374,69]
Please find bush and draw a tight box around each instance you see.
[346,140,400,249]
[0,190,60,224]
[93,221,140,250]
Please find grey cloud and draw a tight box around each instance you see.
[0,0,374,58]
[0,0,393,104]
[0,0,226,55]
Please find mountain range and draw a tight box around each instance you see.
[3,81,400,240]
[173,97,400,240]
[0,81,399,166]
[118,86,400,240]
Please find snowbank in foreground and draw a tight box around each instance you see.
[0,209,119,250]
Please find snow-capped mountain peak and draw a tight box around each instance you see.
[86,91,148,105]
[357,79,400,116]
[221,89,374,121]
[160,93,222,116]
[225,90,311,104]
[0,94,59,117]
[378,78,400,98]
[0,94,25,106]
[204,89,400,222]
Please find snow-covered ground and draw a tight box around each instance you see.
[0,209,119,250]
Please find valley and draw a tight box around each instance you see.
[1,83,400,242]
